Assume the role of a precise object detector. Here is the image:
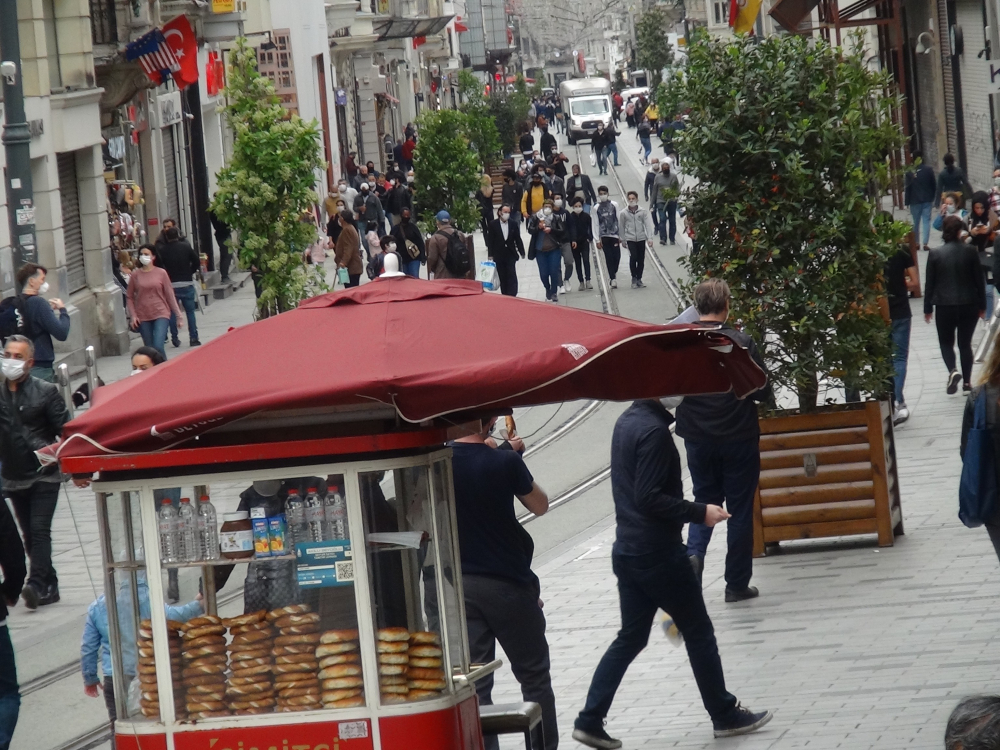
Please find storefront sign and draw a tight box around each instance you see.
[211,0,236,12]
[295,539,354,588]
[15,207,34,226]
[157,90,183,128]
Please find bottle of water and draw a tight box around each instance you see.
[158,499,180,564]
[323,485,348,540]
[197,495,220,561]
[285,489,307,548]
[304,487,325,542]
[177,497,199,562]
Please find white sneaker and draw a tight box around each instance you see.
[578,281,585,291]
[892,404,909,425]
[558,284,565,294]
[610,279,617,289]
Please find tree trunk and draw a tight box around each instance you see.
[797,371,818,413]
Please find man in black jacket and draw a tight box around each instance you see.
[486,205,525,296]
[572,398,771,750]
[677,279,770,602]
[500,169,524,228]
[0,496,26,750]
[0,336,69,610]
[565,164,597,211]
[904,151,937,252]
[156,226,201,347]
[389,207,425,278]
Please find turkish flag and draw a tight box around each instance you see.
[163,15,199,89]
[206,51,220,95]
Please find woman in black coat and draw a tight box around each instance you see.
[925,215,987,393]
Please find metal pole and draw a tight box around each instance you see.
[85,345,98,400]
[0,0,38,267]
[56,362,74,417]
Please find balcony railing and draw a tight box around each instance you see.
[90,0,118,45]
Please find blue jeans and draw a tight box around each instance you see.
[139,318,170,359]
[169,286,199,343]
[403,259,421,278]
[0,625,17,750]
[639,136,651,160]
[685,437,760,592]
[891,316,911,405]
[910,202,932,246]
[656,201,677,243]
[535,249,561,298]
[595,148,607,175]
[606,143,619,166]
[575,544,738,731]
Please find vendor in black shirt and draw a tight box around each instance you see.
[451,419,557,750]
[675,278,770,602]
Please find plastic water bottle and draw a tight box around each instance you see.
[177,497,199,562]
[304,487,325,542]
[285,489,307,547]
[197,495,220,561]
[158,499,180,564]
[323,485,348,540]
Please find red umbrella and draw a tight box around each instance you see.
[50,278,765,464]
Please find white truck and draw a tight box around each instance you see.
[558,78,613,145]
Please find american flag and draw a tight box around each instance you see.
[125,29,180,85]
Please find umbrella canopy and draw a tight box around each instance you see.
[52,277,765,464]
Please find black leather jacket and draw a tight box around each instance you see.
[0,375,70,482]
[924,241,987,314]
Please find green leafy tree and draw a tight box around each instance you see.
[211,38,326,318]
[490,74,533,156]
[635,7,674,90]
[412,108,482,233]
[457,70,503,169]
[656,67,685,122]
[678,33,907,412]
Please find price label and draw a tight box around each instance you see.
[339,721,369,739]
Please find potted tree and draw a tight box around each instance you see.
[679,32,908,554]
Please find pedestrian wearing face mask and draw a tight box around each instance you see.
[486,204,526,296]
[501,169,526,227]
[618,191,655,289]
[636,116,653,165]
[130,346,166,374]
[126,245,183,358]
[521,172,550,218]
[569,198,593,291]
[327,199,348,244]
[13,263,69,383]
[0,335,70,611]
[643,158,661,236]
[337,178,358,207]
[528,212,562,302]
[592,187,622,288]
[390,207,426,278]
[546,166,565,200]
[937,153,973,208]
[934,192,968,232]
[604,121,620,167]
[566,164,597,213]
[652,162,680,245]
[592,124,609,175]
[548,193,575,294]
[386,178,413,228]
[367,235,403,280]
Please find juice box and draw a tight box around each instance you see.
[250,506,271,558]
[268,515,287,555]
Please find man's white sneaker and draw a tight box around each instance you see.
[893,404,909,425]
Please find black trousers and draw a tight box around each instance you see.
[573,242,592,282]
[465,574,558,750]
[494,256,519,296]
[0,625,18,750]
[9,481,61,592]
[627,240,646,281]
[934,304,979,384]
[600,237,621,280]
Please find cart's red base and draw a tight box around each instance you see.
[114,697,484,750]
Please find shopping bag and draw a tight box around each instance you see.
[959,388,998,527]
[477,259,498,291]
[337,267,350,287]
[589,152,597,168]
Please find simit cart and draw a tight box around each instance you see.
[49,277,765,750]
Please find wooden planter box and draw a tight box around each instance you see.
[752,400,904,556]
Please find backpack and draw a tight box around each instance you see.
[960,386,999,527]
[0,295,30,342]
[439,229,471,276]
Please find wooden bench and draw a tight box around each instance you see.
[480,701,544,750]
[753,400,904,555]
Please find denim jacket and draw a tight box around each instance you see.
[81,579,201,685]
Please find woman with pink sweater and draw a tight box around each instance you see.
[127,244,183,358]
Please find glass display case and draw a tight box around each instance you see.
[93,449,480,748]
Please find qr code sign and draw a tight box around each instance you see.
[338,721,369,739]
[336,560,355,582]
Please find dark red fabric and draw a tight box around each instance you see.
[53,277,766,461]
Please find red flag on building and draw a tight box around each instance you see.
[162,15,199,89]
[206,51,221,95]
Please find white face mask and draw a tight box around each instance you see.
[38,282,49,295]
[338,205,347,213]
[406,175,415,183]
[946,204,957,214]
[599,194,609,202]
[130,368,144,376]
[572,206,583,214]
[500,213,510,222]
[554,199,563,209]
[628,200,638,208]
[543,208,553,217]
[385,243,397,253]
[139,254,153,266]
[1,359,25,380]
[338,184,347,191]
[649,164,659,172]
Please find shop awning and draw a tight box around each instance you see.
[373,16,452,40]
[48,278,766,466]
